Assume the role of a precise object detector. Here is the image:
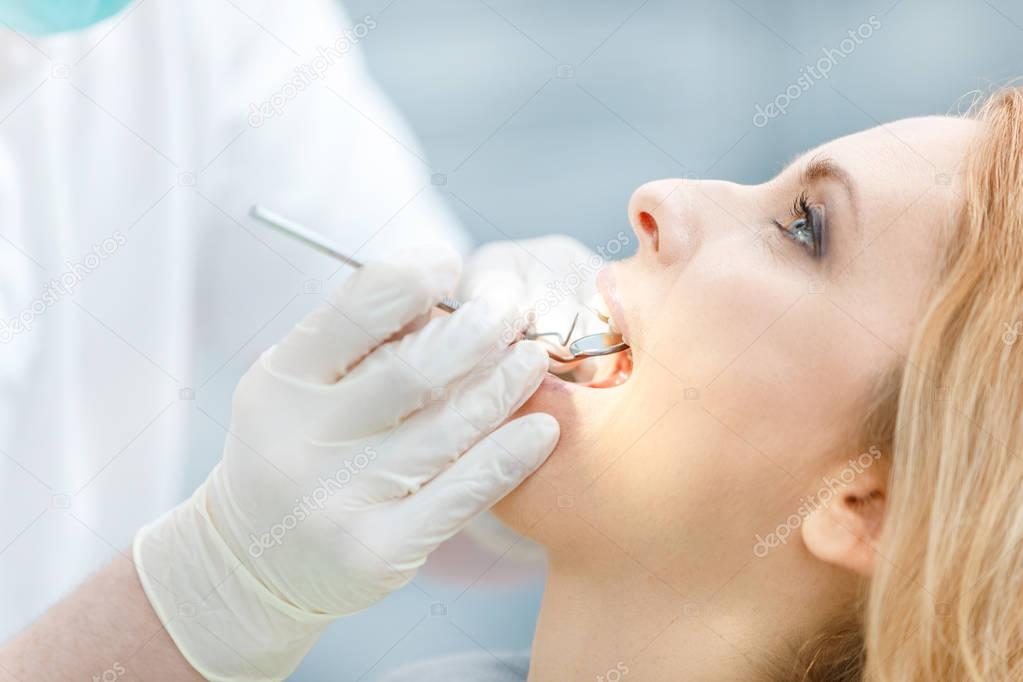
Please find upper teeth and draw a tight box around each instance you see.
[588,293,621,336]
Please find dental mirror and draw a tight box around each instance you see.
[568,332,629,358]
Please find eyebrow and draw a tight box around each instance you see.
[800,156,859,217]
[776,154,861,259]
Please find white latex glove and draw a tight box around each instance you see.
[457,235,605,370]
[134,246,559,682]
[455,235,609,559]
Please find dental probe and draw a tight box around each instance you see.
[250,205,460,313]
[249,205,629,362]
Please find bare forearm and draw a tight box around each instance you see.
[0,554,202,681]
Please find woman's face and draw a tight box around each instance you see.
[500,116,976,587]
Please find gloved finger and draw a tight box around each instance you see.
[333,340,549,507]
[457,241,531,313]
[459,235,601,318]
[398,413,559,550]
[325,298,527,439]
[267,245,461,384]
[459,236,604,372]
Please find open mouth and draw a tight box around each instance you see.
[568,301,633,388]
[543,267,634,388]
[581,346,633,388]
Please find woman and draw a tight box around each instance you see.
[428,87,1023,681]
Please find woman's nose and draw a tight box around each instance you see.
[627,178,692,263]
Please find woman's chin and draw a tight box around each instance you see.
[497,366,631,535]
[511,373,583,461]
[514,370,623,438]
[515,348,633,426]
[493,374,578,532]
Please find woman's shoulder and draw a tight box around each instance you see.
[376,650,529,682]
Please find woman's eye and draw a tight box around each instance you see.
[773,193,825,259]
[783,216,815,249]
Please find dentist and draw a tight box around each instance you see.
[1,247,561,680]
[1,0,477,646]
[0,1,600,678]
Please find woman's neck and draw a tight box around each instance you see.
[527,565,763,681]
[524,517,832,681]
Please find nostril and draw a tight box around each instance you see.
[638,211,659,252]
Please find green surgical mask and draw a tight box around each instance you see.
[0,0,133,36]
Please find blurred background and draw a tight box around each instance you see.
[277,0,1023,678]
[4,0,1021,679]
[342,0,1022,250]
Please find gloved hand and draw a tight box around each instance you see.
[454,235,609,561]
[458,235,608,371]
[134,246,559,682]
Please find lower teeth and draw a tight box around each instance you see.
[580,349,632,388]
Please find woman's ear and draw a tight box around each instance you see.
[801,449,888,576]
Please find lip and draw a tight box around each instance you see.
[596,265,629,344]
[584,347,633,388]
[539,265,633,394]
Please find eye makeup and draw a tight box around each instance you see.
[772,190,826,259]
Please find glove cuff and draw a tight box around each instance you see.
[133,477,332,681]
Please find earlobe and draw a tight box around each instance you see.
[801,457,888,577]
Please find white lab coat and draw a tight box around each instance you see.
[0,0,467,639]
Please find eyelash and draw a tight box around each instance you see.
[772,191,825,259]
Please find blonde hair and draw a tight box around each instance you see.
[864,86,1023,681]
[856,87,1023,680]
[775,86,1023,682]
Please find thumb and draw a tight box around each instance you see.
[269,245,461,384]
